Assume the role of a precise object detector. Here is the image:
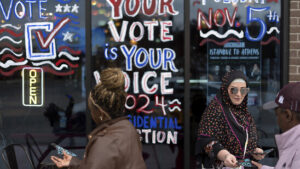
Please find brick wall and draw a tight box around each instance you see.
[290,1,300,82]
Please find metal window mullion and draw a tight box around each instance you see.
[85,0,92,134]
[184,1,191,169]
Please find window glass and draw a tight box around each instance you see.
[0,1,86,167]
[190,0,281,166]
[91,0,184,168]
[0,0,284,168]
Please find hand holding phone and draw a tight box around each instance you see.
[51,143,77,157]
[251,148,274,156]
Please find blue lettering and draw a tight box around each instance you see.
[105,43,118,60]
[110,47,118,60]
[104,43,110,60]
[0,0,13,20]
[150,48,162,69]
[121,45,137,71]
[25,0,36,19]
[0,0,47,20]
[128,115,182,130]
[144,116,149,128]
[121,45,177,72]
[14,1,25,19]
[150,116,157,129]
[164,117,168,129]
[135,48,149,68]
[157,116,164,128]
[169,118,174,129]
[163,48,178,72]
[39,0,47,19]
[245,6,269,41]
[133,115,136,127]
[137,116,143,128]
[175,118,182,130]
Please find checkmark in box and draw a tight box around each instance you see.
[25,22,57,61]
[25,18,70,61]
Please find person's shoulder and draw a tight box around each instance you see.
[107,119,137,137]
[90,119,133,140]
[111,119,134,129]
[203,99,222,115]
[207,98,221,108]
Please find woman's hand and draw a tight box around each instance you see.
[223,153,239,168]
[251,160,263,169]
[217,150,238,168]
[252,148,265,161]
[51,151,72,168]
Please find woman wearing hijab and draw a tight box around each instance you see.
[50,68,147,169]
[196,70,264,168]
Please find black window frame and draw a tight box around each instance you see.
[84,1,290,168]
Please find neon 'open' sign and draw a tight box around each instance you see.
[22,67,44,107]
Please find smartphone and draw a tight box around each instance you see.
[51,143,77,157]
[251,148,274,155]
[237,158,253,167]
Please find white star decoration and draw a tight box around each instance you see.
[72,4,79,13]
[62,31,74,42]
[63,4,71,13]
[55,4,80,13]
[55,4,63,12]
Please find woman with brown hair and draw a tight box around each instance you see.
[51,68,146,169]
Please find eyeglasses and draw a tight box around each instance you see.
[229,87,250,96]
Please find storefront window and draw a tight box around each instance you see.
[0,0,287,168]
[0,1,86,168]
[91,0,184,168]
[190,0,282,167]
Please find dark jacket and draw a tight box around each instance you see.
[69,117,147,169]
